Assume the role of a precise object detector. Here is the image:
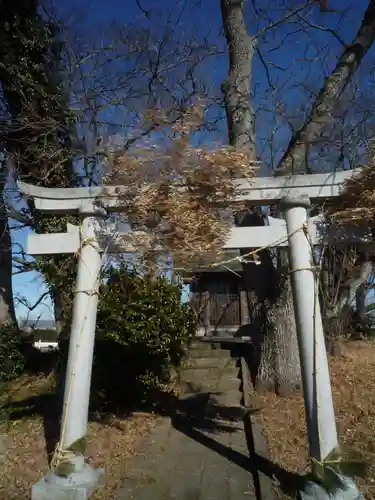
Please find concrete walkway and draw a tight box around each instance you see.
[116,396,256,500]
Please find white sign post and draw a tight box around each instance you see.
[18,168,367,500]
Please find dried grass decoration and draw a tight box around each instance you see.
[326,148,375,224]
[103,103,257,266]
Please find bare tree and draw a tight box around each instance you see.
[274,0,375,355]
[220,0,375,393]
[219,0,305,393]
[6,4,227,332]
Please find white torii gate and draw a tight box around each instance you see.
[19,169,368,500]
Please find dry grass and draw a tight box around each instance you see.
[0,375,157,500]
[252,340,375,499]
[326,145,375,224]
[104,102,257,269]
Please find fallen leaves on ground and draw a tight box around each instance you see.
[0,375,156,500]
[252,340,375,499]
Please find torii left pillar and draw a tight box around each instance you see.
[32,215,104,500]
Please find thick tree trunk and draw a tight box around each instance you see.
[221,0,301,393]
[258,280,300,395]
[257,250,300,394]
[221,0,256,155]
[0,189,17,327]
[237,212,278,388]
[275,0,375,176]
[267,1,375,383]
[272,282,300,394]
[0,191,17,484]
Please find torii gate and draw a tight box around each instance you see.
[19,169,368,500]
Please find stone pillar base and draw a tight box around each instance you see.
[298,475,364,500]
[31,464,104,500]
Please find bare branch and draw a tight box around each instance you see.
[256,47,275,90]
[254,1,314,40]
[15,291,50,311]
[275,0,375,176]
[135,0,151,18]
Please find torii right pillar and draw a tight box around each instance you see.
[281,194,338,460]
[281,195,364,499]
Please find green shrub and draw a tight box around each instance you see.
[0,325,25,383]
[93,266,196,407]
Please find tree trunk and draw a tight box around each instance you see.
[267,0,375,380]
[237,212,279,389]
[257,250,300,395]
[220,0,256,155]
[51,286,70,341]
[0,189,17,327]
[257,283,301,394]
[220,0,301,393]
[275,0,375,176]
[0,191,16,491]
[221,0,375,392]
[272,282,300,395]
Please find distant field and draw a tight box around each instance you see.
[20,328,57,342]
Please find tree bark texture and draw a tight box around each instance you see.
[221,0,256,155]
[276,0,375,176]
[237,212,280,387]
[256,250,301,394]
[0,188,17,327]
[221,0,301,393]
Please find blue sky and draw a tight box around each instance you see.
[11,0,375,322]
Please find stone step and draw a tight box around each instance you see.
[208,389,242,407]
[214,377,242,392]
[179,366,239,381]
[181,357,238,370]
[179,372,241,393]
[178,392,210,403]
[205,401,246,421]
[186,348,232,359]
[186,340,230,351]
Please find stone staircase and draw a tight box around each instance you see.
[179,339,244,410]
